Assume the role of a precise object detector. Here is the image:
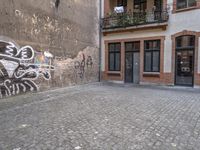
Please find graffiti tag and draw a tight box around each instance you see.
[0,40,54,98]
[74,53,93,79]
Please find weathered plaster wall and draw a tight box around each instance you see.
[0,0,99,98]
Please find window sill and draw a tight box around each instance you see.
[175,6,198,13]
[143,72,160,77]
[107,71,121,75]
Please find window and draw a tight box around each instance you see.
[144,40,160,72]
[108,43,121,71]
[154,0,163,11]
[125,42,140,52]
[176,35,195,49]
[117,0,127,7]
[177,0,196,10]
[117,0,127,12]
[134,0,147,12]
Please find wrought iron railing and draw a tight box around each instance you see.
[102,11,169,30]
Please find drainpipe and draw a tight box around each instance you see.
[98,0,102,82]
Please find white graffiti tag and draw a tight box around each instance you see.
[0,41,34,62]
[0,40,54,98]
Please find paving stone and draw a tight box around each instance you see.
[0,83,200,149]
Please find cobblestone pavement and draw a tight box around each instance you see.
[0,83,200,150]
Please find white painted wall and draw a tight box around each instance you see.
[101,0,200,73]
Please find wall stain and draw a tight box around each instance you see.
[55,0,60,9]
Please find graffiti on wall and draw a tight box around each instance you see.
[74,53,93,79]
[0,40,54,98]
[54,55,71,61]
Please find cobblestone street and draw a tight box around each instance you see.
[0,83,200,150]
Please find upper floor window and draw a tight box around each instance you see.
[144,40,160,72]
[134,0,147,12]
[108,43,121,71]
[117,0,127,7]
[177,0,196,10]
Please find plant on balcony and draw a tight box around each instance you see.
[136,12,146,24]
[102,10,169,29]
[106,12,119,28]
[118,13,133,27]
[117,13,130,27]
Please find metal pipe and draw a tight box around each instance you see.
[98,0,102,82]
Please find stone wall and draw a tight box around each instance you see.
[0,0,99,98]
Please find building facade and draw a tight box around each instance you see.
[101,0,200,87]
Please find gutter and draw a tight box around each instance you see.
[98,0,102,82]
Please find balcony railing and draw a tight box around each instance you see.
[102,11,169,30]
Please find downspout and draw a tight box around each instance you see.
[98,0,102,82]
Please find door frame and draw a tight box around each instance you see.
[171,30,200,87]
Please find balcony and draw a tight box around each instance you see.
[102,11,169,34]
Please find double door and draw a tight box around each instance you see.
[125,42,140,84]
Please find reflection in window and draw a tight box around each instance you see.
[117,0,127,7]
[108,43,121,71]
[176,35,195,49]
[177,0,196,10]
[125,42,140,52]
[144,40,160,72]
[134,0,147,12]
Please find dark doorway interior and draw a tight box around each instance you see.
[175,35,195,86]
[154,0,163,20]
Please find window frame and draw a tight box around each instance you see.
[176,35,195,50]
[176,0,197,10]
[134,0,147,12]
[117,0,127,7]
[108,43,121,71]
[144,40,161,72]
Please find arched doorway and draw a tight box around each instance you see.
[175,35,195,86]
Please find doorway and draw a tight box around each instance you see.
[125,42,140,84]
[175,35,195,86]
[154,0,163,20]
